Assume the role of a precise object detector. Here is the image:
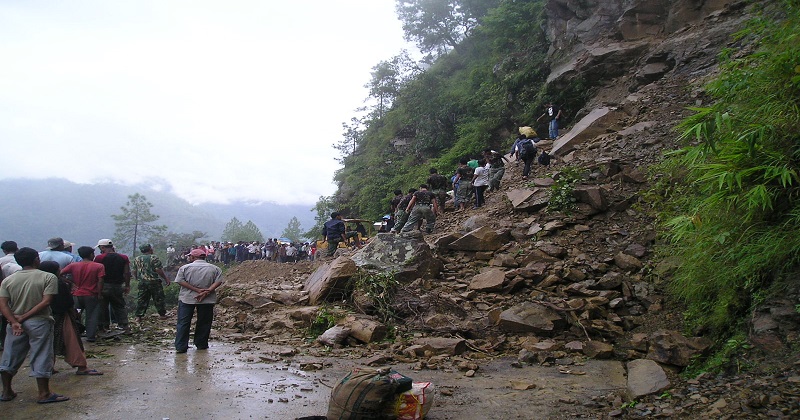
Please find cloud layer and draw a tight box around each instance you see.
[0,0,410,205]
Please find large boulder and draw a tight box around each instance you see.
[341,315,387,344]
[498,302,568,335]
[627,359,670,399]
[414,337,467,356]
[448,226,511,252]
[507,189,550,212]
[551,107,627,156]
[304,257,357,305]
[647,330,712,367]
[572,185,608,211]
[350,233,442,283]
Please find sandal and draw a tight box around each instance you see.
[37,393,70,404]
[76,369,103,376]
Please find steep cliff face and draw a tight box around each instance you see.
[542,0,744,100]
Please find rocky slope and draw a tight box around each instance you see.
[213,1,800,418]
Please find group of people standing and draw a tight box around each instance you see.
[387,114,560,231]
[168,240,317,266]
[0,236,224,404]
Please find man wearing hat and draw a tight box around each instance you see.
[38,237,75,269]
[132,244,170,322]
[94,239,131,334]
[173,248,223,353]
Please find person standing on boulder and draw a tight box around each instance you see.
[173,248,223,353]
[537,101,563,140]
[321,212,347,257]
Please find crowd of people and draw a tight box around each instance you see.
[0,237,224,404]
[381,127,550,238]
[166,239,319,267]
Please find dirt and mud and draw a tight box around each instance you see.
[3,317,626,420]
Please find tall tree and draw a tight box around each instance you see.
[336,115,366,163]
[221,217,244,242]
[281,216,304,243]
[395,0,499,57]
[111,193,167,257]
[221,217,264,242]
[241,220,265,242]
[365,50,420,119]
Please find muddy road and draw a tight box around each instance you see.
[3,335,626,420]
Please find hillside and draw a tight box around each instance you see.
[209,0,800,418]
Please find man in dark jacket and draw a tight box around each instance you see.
[321,212,347,257]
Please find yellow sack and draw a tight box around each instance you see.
[519,126,537,138]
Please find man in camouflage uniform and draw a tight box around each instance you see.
[401,184,439,234]
[426,168,449,215]
[133,244,170,321]
[390,188,417,233]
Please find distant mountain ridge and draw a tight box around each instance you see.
[0,178,316,251]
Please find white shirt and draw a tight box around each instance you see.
[473,166,489,187]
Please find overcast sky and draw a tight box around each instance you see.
[0,0,413,206]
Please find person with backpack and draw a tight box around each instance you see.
[517,133,538,180]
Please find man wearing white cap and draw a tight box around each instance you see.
[173,248,223,353]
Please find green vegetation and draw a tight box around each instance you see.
[351,270,401,325]
[656,1,800,356]
[281,216,305,242]
[547,167,583,212]
[685,333,752,376]
[326,0,589,219]
[221,217,264,243]
[306,306,340,339]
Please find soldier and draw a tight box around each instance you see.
[426,168,449,215]
[390,188,417,233]
[132,244,170,322]
[401,184,439,234]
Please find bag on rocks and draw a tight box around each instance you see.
[394,382,435,420]
[317,325,351,347]
[327,367,412,419]
[538,150,551,166]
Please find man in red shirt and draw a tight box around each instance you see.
[61,246,105,342]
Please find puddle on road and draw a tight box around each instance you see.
[2,341,332,420]
[2,340,627,420]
